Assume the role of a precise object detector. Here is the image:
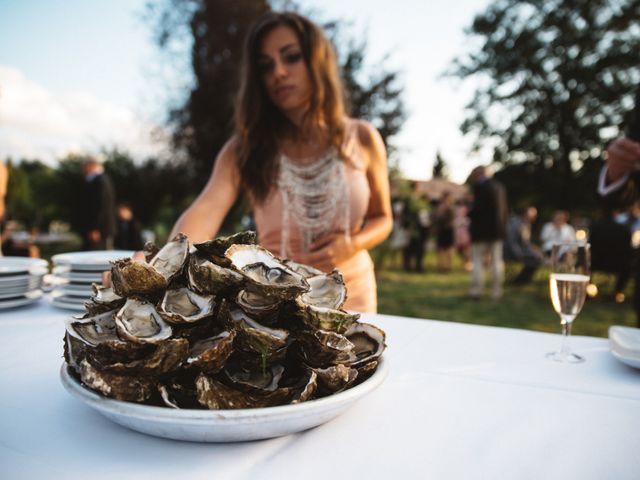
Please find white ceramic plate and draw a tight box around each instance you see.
[0,287,40,300]
[0,290,43,310]
[0,257,48,275]
[52,250,133,271]
[60,357,388,442]
[609,326,640,369]
[60,283,94,296]
[52,271,103,283]
[51,296,87,311]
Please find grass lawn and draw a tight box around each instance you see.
[376,253,637,338]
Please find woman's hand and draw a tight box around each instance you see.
[303,233,357,266]
[101,250,146,287]
[606,137,640,182]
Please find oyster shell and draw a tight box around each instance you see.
[195,372,290,409]
[194,231,257,259]
[114,298,172,344]
[312,364,358,394]
[110,258,167,298]
[148,233,190,281]
[235,288,282,319]
[185,330,236,374]
[300,270,347,310]
[298,304,359,334]
[225,244,309,299]
[229,307,289,356]
[78,359,155,402]
[96,338,189,376]
[84,285,125,315]
[290,370,317,404]
[225,364,285,393]
[187,254,244,295]
[345,322,386,368]
[295,329,356,368]
[158,288,215,325]
[283,259,324,279]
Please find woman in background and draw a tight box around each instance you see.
[169,12,392,312]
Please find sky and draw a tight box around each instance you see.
[0,0,490,182]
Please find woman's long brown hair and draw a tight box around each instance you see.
[235,11,347,204]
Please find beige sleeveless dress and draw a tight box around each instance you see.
[253,122,377,313]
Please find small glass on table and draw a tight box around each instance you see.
[547,241,590,363]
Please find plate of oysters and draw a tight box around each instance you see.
[61,231,387,442]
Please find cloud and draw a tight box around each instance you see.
[0,65,166,163]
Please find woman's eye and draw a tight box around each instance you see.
[283,52,302,65]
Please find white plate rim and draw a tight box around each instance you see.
[60,357,388,423]
[52,250,134,270]
[0,290,43,309]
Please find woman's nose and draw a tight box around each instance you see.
[273,59,287,78]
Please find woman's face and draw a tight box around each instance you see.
[258,25,312,118]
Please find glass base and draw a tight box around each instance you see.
[546,351,584,363]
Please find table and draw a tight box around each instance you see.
[1,302,638,479]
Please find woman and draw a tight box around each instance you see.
[169,12,392,312]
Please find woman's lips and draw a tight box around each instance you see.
[274,85,295,98]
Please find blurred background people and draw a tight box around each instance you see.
[114,202,144,251]
[0,160,7,255]
[540,210,575,256]
[599,86,640,324]
[80,156,116,251]
[433,191,455,272]
[504,206,544,285]
[402,185,431,272]
[590,208,632,301]
[467,165,508,299]
[454,199,472,271]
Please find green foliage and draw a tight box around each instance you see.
[449,0,640,211]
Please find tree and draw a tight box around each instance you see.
[449,0,640,210]
[147,0,405,189]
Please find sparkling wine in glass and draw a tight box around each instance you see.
[547,242,590,363]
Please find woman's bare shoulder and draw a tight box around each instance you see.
[347,118,383,149]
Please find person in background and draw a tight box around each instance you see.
[504,206,544,285]
[467,165,508,299]
[402,185,430,273]
[433,191,455,272]
[453,199,472,271]
[114,202,144,251]
[80,156,116,251]
[598,86,640,325]
[166,11,392,313]
[540,210,576,256]
[589,207,632,302]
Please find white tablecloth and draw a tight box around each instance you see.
[1,302,638,480]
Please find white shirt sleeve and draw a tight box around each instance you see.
[598,166,629,196]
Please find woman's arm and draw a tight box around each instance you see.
[305,120,393,265]
[169,139,242,242]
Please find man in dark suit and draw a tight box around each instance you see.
[599,87,640,325]
[468,165,508,299]
[80,156,116,251]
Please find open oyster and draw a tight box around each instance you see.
[345,322,386,368]
[114,298,172,344]
[187,254,244,295]
[185,330,236,374]
[295,329,356,368]
[148,233,189,282]
[225,244,309,299]
[300,270,347,310]
[283,259,324,279]
[235,288,282,319]
[79,359,155,402]
[158,288,215,325]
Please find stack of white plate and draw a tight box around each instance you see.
[609,326,640,369]
[0,257,48,310]
[50,250,133,311]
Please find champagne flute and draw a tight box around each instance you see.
[547,242,590,363]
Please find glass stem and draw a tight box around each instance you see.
[560,315,575,357]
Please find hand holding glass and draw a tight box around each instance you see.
[548,242,590,363]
